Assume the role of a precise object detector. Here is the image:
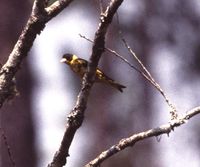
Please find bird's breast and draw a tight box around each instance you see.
[71,63,87,77]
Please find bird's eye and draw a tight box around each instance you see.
[66,56,71,61]
[63,54,73,61]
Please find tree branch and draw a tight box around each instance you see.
[46,0,74,18]
[120,38,178,119]
[47,0,124,167]
[32,0,46,14]
[85,106,200,167]
[0,127,16,167]
[0,0,75,108]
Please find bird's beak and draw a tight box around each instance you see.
[60,58,67,63]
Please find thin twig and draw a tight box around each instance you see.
[121,38,177,119]
[0,127,16,167]
[85,106,200,167]
[115,13,177,119]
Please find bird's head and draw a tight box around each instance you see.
[60,53,78,65]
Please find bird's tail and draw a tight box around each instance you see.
[109,81,126,92]
[95,69,126,92]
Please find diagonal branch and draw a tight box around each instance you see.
[0,0,76,108]
[46,0,74,17]
[0,127,16,167]
[85,106,200,167]
[47,0,124,167]
[121,38,177,119]
[115,13,178,119]
[32,0,46,14]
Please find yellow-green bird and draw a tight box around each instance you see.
[60,54,126,92]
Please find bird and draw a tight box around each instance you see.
[60,53,126,92]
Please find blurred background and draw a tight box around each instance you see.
[1,0,200,167]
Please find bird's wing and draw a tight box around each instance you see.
[71,58,88,76]
[96,68,114,82]
[76,58,88,67]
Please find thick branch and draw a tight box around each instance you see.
[47,0,124,167]
[0,0,75,108]
[85,106,200,167]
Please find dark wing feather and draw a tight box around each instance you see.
[77,58,88,68]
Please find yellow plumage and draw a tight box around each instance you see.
[60,54,126,92]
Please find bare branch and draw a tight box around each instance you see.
[121,38,178,120]
[47,1,124,167]
[85,106,200,167]
[32,0,46,15]
[115,14,178,119]
[46,0,74,18]
[0,0,75,108]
